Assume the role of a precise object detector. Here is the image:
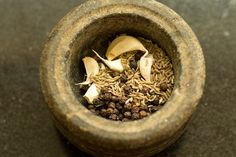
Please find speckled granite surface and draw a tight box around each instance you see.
[0,0,235,156]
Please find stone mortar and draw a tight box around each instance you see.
[40,0,205,156]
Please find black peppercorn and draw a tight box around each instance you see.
[93,99,105,108]
[103,92,112,101]
[119,97,127,104]
[105,100,110,105]
[109,114,118,120]
[139,110,148,118]
[124,103,132,111]
[129,59,137,70]
[120,74,128,83]
[106,108,114,115]
[160,83,168,92]
[100,88,107,94]
[152,97,160,106]
[108,102,116,109]
[113,108,119,115]
[123,86,132,95]
[148,105,160,113]
[148,105,154,113]
[100,109,107,117]
[131,106,140,113]
[115,103,123,111]
[131,113,140,120]
[124,112,132,118]
[111,96,119,102]
[140,104,148,111]
[141,87,150,95]
[118,114,124,120]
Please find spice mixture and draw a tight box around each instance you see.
[80,37,174,121]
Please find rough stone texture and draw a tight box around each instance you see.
[0,0,235,157]
[40,0,205,156]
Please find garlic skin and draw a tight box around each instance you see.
[83,84,100,104]
[106,35,148,61]
[139,53,154,82]
[77,57,99,85]
[92,50,124,72]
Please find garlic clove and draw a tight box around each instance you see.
[140,53,154,82]
[92,50,124,72]
[106,35,148,61]
[83,84,100,104]
[77,57,99,85]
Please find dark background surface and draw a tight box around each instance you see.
[0,0,236,156]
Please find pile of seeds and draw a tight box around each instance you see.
[80,37,174,121]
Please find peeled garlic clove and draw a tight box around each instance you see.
[92,50,124,72]
[140,53,154,82]
[83,84,100,104]
[78,57,99,85]
[106,35,148,61]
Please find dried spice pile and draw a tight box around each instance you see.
[79,36,174,121]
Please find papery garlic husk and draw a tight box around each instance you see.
[106,35,148,61]
[83,84,100,104]
[92,50,124,72]
[139,53,154,82]
[77,57,99,85]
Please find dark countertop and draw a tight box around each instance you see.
[0,0,235,156]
